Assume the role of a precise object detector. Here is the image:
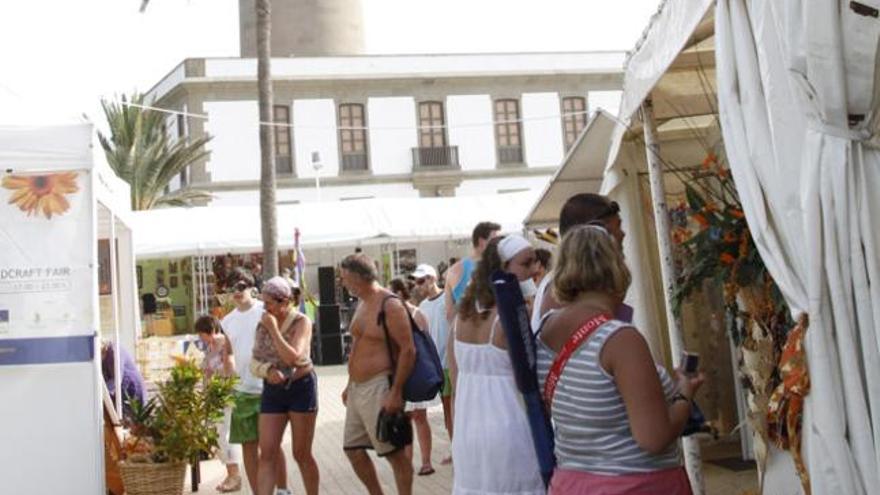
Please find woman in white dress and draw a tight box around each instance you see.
[449,235,545,495]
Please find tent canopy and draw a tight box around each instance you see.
[524,111,616,227]
[132,191,539,259]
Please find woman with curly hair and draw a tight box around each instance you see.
[449,234,544,495]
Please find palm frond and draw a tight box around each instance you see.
[152,188,214,209]
[99,93,212,210]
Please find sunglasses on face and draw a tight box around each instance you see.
[228,281,249,294]
[414,278,427,286]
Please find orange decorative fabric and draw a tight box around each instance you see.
[767,314,810,494]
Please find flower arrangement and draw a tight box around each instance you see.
[122,358,236,464]
[669,149,801,485]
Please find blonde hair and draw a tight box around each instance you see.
[553,225,630,303]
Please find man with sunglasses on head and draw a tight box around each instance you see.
[221,269,290,495]
[531,194,627,334]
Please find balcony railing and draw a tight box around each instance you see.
[497,146,523,165]
[341,153,369,172]
[411,146,460,169]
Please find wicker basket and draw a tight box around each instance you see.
[119,461,186,495]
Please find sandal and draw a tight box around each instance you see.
[216,474,242,493]
[440,454,453,465]
[418,465,436,476]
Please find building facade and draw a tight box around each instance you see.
[145,52,624,207]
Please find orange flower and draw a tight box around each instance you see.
[730,209,745,219]
[2,172,78,219]
[704,202,718,213]
[692,213,710,229]
[720,253,736,265]
[723,232,738,243]
[718,168,730,179]
[701,153,717,169]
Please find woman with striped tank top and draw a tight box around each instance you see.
[536,225,703,494]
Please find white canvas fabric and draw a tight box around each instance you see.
[716,1,880,493]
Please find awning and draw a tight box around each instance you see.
[132,191,539,259]
[524,110,617,227]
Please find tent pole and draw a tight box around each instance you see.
[641,100,705,494]
[108,210,123,420]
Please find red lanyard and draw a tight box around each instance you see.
[543,313,612,411]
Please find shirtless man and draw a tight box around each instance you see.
[339,253,416,495]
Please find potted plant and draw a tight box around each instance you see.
[119,358,235,495]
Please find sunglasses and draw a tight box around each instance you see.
[228,281,250,293]
[414,278,427,285]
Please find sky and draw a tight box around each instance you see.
[0,0,660,126]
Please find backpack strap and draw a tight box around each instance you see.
[378,294,401,387]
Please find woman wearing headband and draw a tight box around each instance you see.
[251,277,320,495]
[536,226,702,494]
[449,234,545,495]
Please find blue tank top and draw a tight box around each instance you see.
[452,258,476,303]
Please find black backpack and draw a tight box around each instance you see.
[378,295,444,402]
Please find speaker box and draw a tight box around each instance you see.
[318,266,336,305]
[141,293,157,315]
[317,304,344,365]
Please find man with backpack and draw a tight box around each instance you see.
[338,253,416,495]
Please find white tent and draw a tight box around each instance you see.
[0,124,139,494]
[132,191,539,259]
[527,0,880,493]
[716,1,880,493]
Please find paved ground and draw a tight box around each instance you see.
[185,365,758,495]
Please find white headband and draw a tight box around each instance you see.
[498,234,532,263]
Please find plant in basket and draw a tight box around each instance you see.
[119,358,235,495]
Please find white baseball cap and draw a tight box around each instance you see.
[411,264,438,279]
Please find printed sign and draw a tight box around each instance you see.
[0,170,94,340]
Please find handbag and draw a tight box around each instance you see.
[378,295,444,402]
[376,409,413,448]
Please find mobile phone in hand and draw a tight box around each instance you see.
[681,351,700,376]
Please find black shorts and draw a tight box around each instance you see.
[261,371,318,414]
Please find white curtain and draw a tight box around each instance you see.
[716,1,880,493]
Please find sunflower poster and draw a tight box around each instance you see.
[0,169,94,340]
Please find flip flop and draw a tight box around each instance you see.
[418,465,436,476]
[440,454,453,465]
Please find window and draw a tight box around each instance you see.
[338,103,369,171]
[273,105,293,175]
[494,99,523,164]
[176,113,188,186]
[418,101,446,148]
[562,96,588,150]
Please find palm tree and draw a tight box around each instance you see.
[139,0,279,275]
[256,0,279,278]
[98,94,212,210]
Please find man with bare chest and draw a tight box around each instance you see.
[339,253,416,495]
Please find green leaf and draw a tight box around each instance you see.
[685,184,706,211]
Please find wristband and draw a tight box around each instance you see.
[671,392,691,404]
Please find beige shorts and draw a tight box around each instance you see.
[343,373,403,456]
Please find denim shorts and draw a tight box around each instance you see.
[261,371,318,414]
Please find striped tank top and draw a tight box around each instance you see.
[536,318,681,475]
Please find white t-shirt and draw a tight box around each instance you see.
[418,292,449,368]
[530,273,553,335]
[221,301,264,394]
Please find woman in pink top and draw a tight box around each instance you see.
[195,315,241,493]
